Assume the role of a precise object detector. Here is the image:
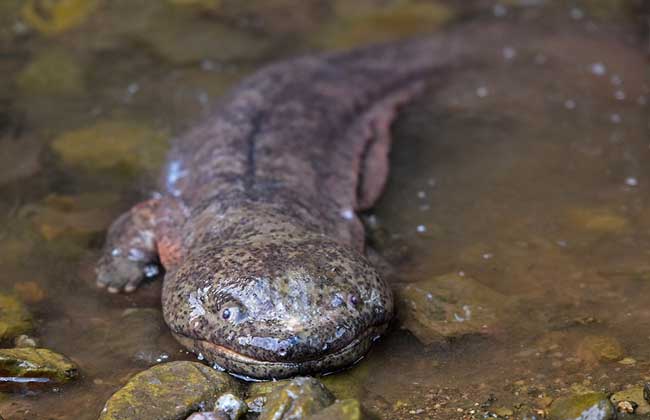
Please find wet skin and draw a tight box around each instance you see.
[95,26,495,379]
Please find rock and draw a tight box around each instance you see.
[0,293,33,343]
[214,393,247,420]
[308,399,362,420]
[0,347,79,392]
[566,208,629,234]
[133,6,272,65]
[258,377,335,420]
[576,335,624,363]
[16,49,85,96]
[13,281,46,304]
[315,0,455,50]
[98,361,241,420]
[611,387,650,415]
[396,273,510,346]
[51,120,168,176]
[186,413,229,420]
[13,334,38,348]
[246,380,289,413]
[548,392,615,420]
[0,136,41,186]
[21,0,99,35]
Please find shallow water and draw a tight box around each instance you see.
[0,1,648,419]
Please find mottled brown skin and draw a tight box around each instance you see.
[96,28,486,379]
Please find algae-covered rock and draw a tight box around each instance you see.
[320,363,368,400]
[29,193,119,244]
[51,120,168,175]
[99,361,241,420]
[566,208,629,234]
[0,293,33,342]
[315,0,455,50]
[611,387,650,415]
[396,273,510,346]
[548,392,614,420]
[246,379,290,413]
[17,49,84,96]
[0,347,79,392]
[308,399,362,420]
[22,0,99,35]
[134,6,272,65]
[258,377,335,420]
[576,335,624,364]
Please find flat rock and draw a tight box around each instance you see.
[0,347,79,392]
[611,387,650,415]
[98,361,241,420]
[396,273,510,345]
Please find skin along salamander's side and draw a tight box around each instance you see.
[95,24,512,380]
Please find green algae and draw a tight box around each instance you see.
[258,377,335,420]
[308,399,362,420]
[0,293,33,343]
[548,392,614,420]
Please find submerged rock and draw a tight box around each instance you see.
[576,335,624,364]
[258,377,335,420]
[0,136,41,186]
[396,273,510,345]
[315,0,455,50]
[51,120,168,176]
[548,392,614,420]
[21,0,99,35]
[0,347,79,392]
[98,361,241,420]
[16,49,85,96]
[0,293,33,343]
[566,208,629,234]
[611,387,650,415]
[308,399,362,420]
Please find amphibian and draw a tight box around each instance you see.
[96,27,490,379]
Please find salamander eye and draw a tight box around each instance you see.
[348,293,360,308]
[219,303,245,323]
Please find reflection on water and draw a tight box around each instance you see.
[0,0,648,419]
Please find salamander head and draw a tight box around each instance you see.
[162,234,393,379]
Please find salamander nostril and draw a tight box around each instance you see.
[278,347,288,357]
[349,294,359,307]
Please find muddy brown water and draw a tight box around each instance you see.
[0,1,648,419]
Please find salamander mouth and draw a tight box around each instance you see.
[172,323,388,380]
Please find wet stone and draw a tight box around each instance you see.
[308,399,362,420]
[186,413,229,420]
[548,392,615,420]
[16,49,85,96]
[22,0,99,35]
[98,361,241,420]
[396,273,510,346]
[611,387,650,415]
[0,347,79,392]
[214,393,247,420]
[51,121,168,177]
[258,377,335,420]
[0,293,33,343]
[576,335,624,363]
